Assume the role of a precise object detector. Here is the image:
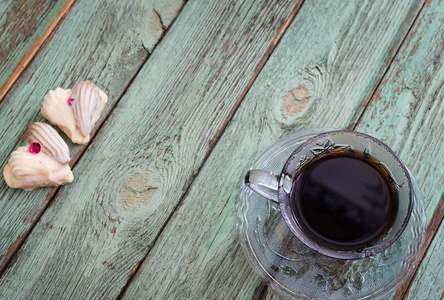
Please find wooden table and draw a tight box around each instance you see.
[0,0,442,299]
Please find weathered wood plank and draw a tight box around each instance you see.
[0,1,15,29]
[356,0,444,223]
[0,0,184,274]
[355,0,444,298]
[265,0,444,298]
[394,192,444,300]
[405,220,444,300]
[0,0,304,299]
[355,0,444,297]
[262,288,281,300]
[120,0,424,299]
[0,0,76,102]
[395,193,444,300]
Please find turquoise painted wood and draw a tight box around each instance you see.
[121,0,425,299]
[357,0,444,223]
[265,0,444,298]
[0,0,442,299]
[0,0,74,101]
[406,222,444,300]
[356,0,444,298]
[0,0,183,272]
[0,1,15,29]
[0,0,303,299]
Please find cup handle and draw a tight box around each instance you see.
[244,169,279,204]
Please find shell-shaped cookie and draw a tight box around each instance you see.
[44,87,72,105]
[25,122,70,164]
[8,150,44,179]
[71,81,104,137]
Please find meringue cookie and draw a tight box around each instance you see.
[3,123,73,191]
[41,81,107,144]
[25,121,70,164]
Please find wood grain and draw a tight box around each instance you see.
[356,0,444,223]
[0,0,184,274]
[264,0,444,298]
[405,219,444,300]
[0,1,15,29]
[120,0,424,299]
[0,0,304,299]
[0,0,76,102]
[394,193,444,300]
[262,288,282,300]
[355,0,444,298]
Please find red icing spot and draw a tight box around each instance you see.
[28,142,41,154]
[67,97,74,106]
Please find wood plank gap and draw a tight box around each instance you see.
[393,192,444,300]
[253,280,268,300]
[116,2,306,299]
[258,197,443,300]
[259,1,430,298]
[350,0,427,131]
[114,0,427,298]
[0,51,148,278]
[206,0,305,157]
[0,0,77,103]
[71,0,187,166]
[115,187,190,300]
[144,0,188,54]
[0,0,190,279]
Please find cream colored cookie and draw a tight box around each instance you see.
[3,123,73,191]
[41,81,107,144]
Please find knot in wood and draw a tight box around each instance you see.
[119,170,159,210]
[283,86,310,115]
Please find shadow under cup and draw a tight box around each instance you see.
[245,130,413,260]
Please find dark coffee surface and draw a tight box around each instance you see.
[290,151,398,250]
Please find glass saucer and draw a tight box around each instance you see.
[237,129,425,300]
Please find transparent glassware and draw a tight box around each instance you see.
[245,129,413,260]
[237,129,425,299]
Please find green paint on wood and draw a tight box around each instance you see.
[406,222,444,300]
[121,0,423,299]
[357,0,444,298]
[0,0,183,272]
[0,0,73,98]
[357,0,444,223]
[0,0,302,298]
[143,0,185,52]
[266,0,444,298]
[0,1,15,29]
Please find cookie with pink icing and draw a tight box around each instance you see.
[3,122,73,191]
[41,81,107,144]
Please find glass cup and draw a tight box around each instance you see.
[244,130,413,259]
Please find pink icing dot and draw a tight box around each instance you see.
[67,97,74,106]
[28,142,41,154]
